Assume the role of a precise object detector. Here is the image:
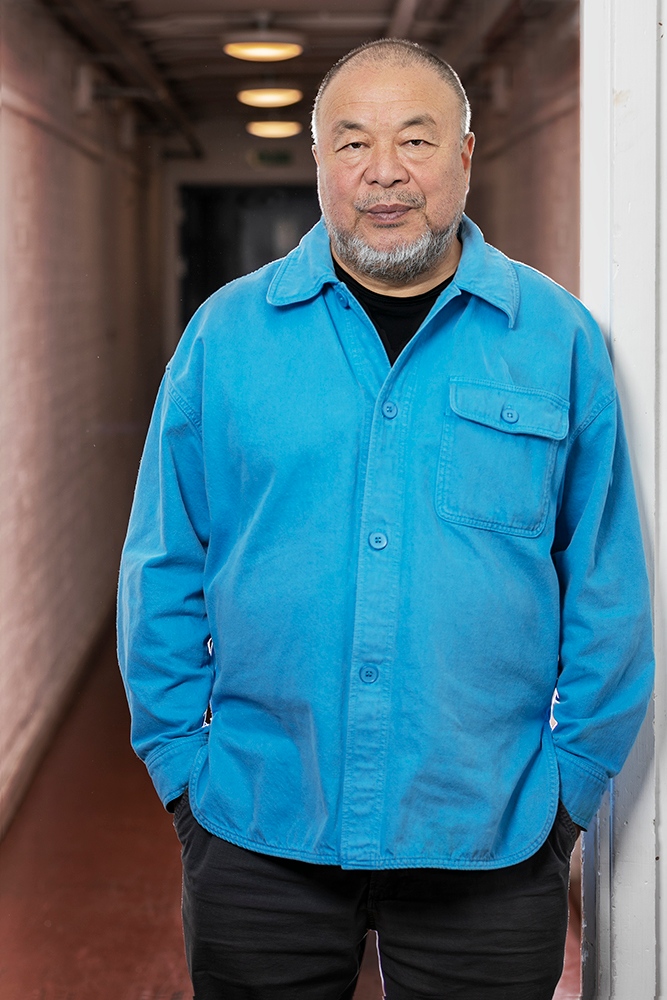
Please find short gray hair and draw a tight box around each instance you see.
[311,39,471,145]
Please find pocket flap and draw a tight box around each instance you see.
[449,379,569,440]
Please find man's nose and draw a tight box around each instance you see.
[363,143,410,187]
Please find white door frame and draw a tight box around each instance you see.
[580,1,663,996]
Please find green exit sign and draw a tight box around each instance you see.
[247,148,294,168]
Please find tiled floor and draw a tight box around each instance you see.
[0,633,580,999]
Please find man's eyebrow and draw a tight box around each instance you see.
[332,120,366,141]
[331,114,440,141]
[399,114,438,131]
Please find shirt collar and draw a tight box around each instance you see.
[266,214,520,327]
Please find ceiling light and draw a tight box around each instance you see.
[237,87,303,108]
[222,31,304,62]
[246,120,303,138]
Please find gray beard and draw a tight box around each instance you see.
[325,211,462,286]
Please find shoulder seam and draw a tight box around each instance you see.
[165,373,201,430]
[570,391,616,444]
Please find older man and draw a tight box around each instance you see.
[118,40,653,1000]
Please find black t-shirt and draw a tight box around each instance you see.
[333,259,454,365]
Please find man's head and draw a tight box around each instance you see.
[311,40,475,293]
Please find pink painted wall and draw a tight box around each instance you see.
[465,2,580,296]
[0,0,163,835]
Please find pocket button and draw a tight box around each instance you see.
[501,406,519,424]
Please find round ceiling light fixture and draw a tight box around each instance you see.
[222,31,304,62]
[246,120,303,138]
[237,86,303,108]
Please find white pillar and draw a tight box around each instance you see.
[580,1,662,996]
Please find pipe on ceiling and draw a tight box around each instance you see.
[40,0,203,158]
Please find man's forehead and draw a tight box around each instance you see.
[318,60,456,127]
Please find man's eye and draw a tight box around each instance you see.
[406,139,428,147]
[344,141,365,150]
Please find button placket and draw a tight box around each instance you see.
[340,371,414,864]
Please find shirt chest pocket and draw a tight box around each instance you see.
[435,378,569,537]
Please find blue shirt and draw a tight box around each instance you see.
[117,216,654,870]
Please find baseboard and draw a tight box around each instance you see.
[0,604,116,842]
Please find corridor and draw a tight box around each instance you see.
[0,0,599,997]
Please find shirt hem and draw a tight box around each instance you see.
[187,802,558,872]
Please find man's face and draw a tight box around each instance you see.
[312,58,474,290]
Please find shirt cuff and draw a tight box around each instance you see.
[555,745,608,829]
[144,729,209,809]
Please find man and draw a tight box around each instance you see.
[118,40,654,1000]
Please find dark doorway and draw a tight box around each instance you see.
[179,185,321,328]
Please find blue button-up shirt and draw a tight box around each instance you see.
[117,216,654,870]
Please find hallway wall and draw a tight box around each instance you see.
[465,1,580,295]
[0,0,164,836]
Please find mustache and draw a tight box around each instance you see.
[354,193,426,212]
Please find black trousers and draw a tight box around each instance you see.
[173,794,577,1000]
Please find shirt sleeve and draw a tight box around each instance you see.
[551,393,654,829]
[117,370,212,808]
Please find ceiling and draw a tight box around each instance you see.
[42,0,568,153]
[111,0,453,124]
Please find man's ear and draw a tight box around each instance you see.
[461,132,475,192]
[312,144,320,166]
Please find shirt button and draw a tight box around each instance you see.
[369,531,388,550]
[360,665,379,683]
[336,288,350,308]
[501,406,519,423]
[382,400,398,419]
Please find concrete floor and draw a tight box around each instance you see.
[0,632,580,999]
